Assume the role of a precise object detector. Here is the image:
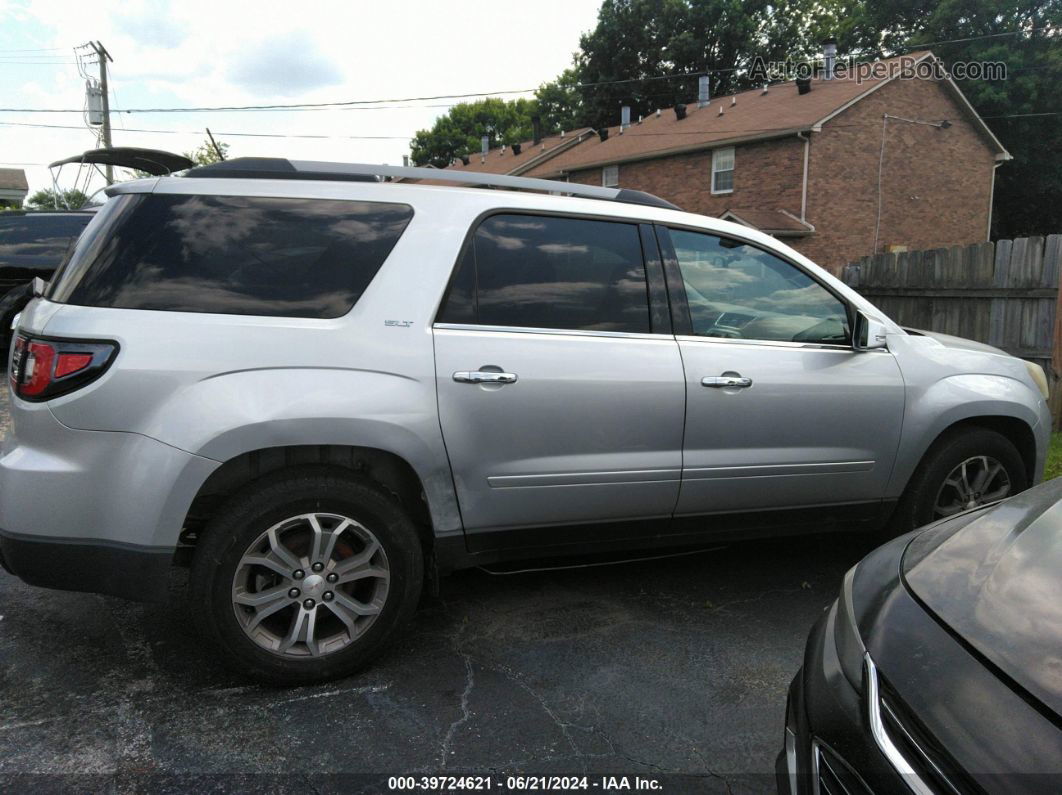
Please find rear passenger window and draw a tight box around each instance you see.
[49,194,413,318]
[439,213,650,333]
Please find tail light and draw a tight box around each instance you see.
[9,334,118,402]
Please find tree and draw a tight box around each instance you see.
[184,136,230,166]
[842,0,1062,238]
[534,68,586,133]
[410,97,538,168]
[25,188,90,210]
[571,0,842,129]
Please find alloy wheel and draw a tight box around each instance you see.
[933,455,1011,520]
[231,512,390,658]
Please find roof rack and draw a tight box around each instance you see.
[182,157,681,211]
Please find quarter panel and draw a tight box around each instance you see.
[0,397,217,549]
[887,333,1050,497]
[38,188,480,536]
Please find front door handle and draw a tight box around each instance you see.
[453,370,518,384]
[702,374,753,388]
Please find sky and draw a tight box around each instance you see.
[0,0,603,198]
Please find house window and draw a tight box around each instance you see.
[711,147,734,194]
[602,164,619,187]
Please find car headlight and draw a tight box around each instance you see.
[1025,360,1050,399]
[834,564,866,690]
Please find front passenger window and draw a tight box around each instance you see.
[669,229,850,345]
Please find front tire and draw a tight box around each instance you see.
[190,470,423,685]
[891,427,1027,534]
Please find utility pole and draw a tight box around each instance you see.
[89,41,114,183]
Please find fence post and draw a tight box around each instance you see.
[989,239,1012,349]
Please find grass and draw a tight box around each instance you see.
[1047,433,1062,481]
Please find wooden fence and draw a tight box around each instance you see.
[842,235,1062,424]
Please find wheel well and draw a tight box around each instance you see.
[925,416,1038,484]
[177,445,433,565]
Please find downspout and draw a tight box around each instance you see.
[873,114,888,253]
[796,131,810,223]
[987,161,1001,241]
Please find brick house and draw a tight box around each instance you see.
[458,51,1007,273]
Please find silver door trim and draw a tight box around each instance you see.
[675,334,853,352]
[487,468,682,489]
[453,370,518,384]
[702,375,753,388]
[435,322,666,342]
[683,461,875,480]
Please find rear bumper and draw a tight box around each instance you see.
[0,398,217,600]
[0,528,172,601]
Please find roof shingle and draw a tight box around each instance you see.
[443,128,594,176]
[523,52,935,177]
[0,168,29,192]
[720,208,813,235]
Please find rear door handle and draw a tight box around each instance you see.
[702,375,753,388]
[453,371,518,384]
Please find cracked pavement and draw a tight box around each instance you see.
[0,394,879,792]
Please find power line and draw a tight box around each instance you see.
[3,111,1058,149]
[0,120,414,139]
[0,72,714,115]
[0,46,67,53]
[897,31,1024,49]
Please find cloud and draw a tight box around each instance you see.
[113,1,189,48]
[227,32,343,96]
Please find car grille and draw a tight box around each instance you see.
[812,741,872,795]
[878,678,978,795]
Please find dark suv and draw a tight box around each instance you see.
[0,210,95,352]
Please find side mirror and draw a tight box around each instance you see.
[853,310,888,351]
[30,277,47,298]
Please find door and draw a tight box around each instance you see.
[659,227,905,519]
[433,213,685,551]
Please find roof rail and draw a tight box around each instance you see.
[182,157,681,211]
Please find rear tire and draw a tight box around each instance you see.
[889,427,1027,535]
[190,469,423,685]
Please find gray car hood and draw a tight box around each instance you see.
[903,479,1062,718]
[904,328,1009,356]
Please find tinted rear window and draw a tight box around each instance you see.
[438,213,650,333]
[49,194,413,318]
[0,214,92,268]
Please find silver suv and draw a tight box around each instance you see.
[0,159,1051,684]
